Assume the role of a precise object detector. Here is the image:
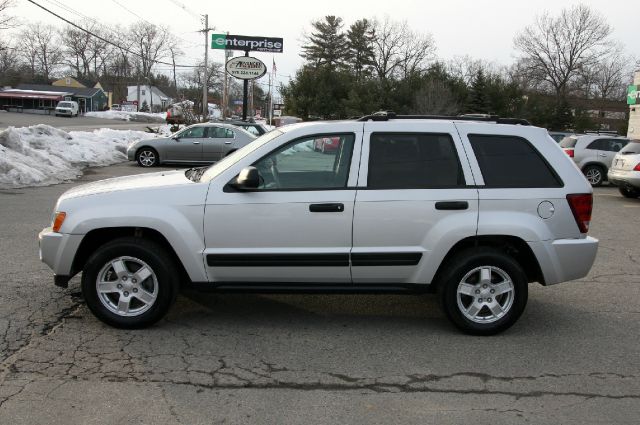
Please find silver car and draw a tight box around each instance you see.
[127,123,256,167]
[608,139,640,198]
[560,134,630,186]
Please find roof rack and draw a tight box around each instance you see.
[357,111,531,126]
[584,130,619,136]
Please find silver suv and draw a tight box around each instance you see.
[608,139,640,198]
[39,114,598,335]
[560,134,630,186]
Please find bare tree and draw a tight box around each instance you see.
[414,79,460,115]
[60,22,93,77]
[167,36,184,96]
[0,0,15,30]
[128,22,170,78]
[514,4,612,103]
[398,29,435,79]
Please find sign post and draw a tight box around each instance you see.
[212,33,283,120]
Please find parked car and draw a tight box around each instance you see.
[560,134,630,186]
[55,101,79,117]
[607,139,640,198]
[40,113,597,335]
[210,119,270,137]
[548,131,576,143]
[313,136,340,153]
[126,123,256,167]
[110,104,121,111]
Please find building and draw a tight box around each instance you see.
[0,88,72,114]
[14,83,108,113]
[52,77,113,107]
[126,85,172,113]
[628,71,640,139]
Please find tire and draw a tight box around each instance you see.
[136,147,158,167]
[583,165,604,187]
[438,248,528,335]
[81,237,179,329]
[619,186,640,198]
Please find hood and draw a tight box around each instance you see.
[60,169,195,200]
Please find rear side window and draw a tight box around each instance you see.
[621,141,640,154]
[468,134,562,188]
[586,139,608,150]
[560,137,577,148]
[368,133,464,189]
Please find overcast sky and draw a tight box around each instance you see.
[11,0,640,92]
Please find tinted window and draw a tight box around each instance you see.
[559,137,578,148]
[468,134,561,188]
[368,133,464,189]
[620,141,640,154]
[252,134,355,190]
[180,127,205,138]
[207,127,233,138]
[608,139,628,152]
[586,139,608,150]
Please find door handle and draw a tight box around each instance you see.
[309,203,344,212]
[435,201,468,210]
[598,153,607,157]
[192,141,200,144]
[224,141,233,144]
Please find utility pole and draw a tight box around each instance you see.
[202,14,209,121]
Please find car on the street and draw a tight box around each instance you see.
[40,113,598,335]
[126,123,256,167]
[210,119,271,137]
[313,136,340,153]
[607,139,640,198]
[548,131,576,143]
[560,134,630,186]
[55,101,79,117]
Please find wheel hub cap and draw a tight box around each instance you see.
[456,266,515,324]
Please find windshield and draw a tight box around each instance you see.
[58,102,72,108]
[198,130,284,182]
[559,137,578,148]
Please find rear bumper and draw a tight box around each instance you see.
[39,227,84,284]
[528,237,598,285]
[607,169,640,189]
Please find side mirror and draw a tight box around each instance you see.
[232,166,260,190]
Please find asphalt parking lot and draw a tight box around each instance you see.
[0,162,639,424]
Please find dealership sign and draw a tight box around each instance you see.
[225,56,267,80]
[212,34,283,53]
[628,85,639,105]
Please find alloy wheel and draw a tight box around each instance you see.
[456,266,515,324]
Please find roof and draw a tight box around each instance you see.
[0,89,67,100]
[16,84,103,98]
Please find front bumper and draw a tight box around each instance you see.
[38,227,84,287]
[55,109,72,116]
[607,169,640,189]
[528,237,598,285]
[127,148,136,161]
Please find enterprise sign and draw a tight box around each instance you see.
[211,34,283,53]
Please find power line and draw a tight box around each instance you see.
[26,0,200,68]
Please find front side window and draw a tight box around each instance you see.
[367,133,464,189]
[252,134,355,190]
[468,134,562,188]
[179,126,206,138]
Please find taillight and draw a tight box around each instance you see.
[633,163,640,172]
[564,149,574,158]
[566,194,592,234]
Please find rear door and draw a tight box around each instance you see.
[599,139,629,169]
[351,121,479,285]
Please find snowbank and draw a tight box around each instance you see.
[0,124,155,189]
[85,110,167,123]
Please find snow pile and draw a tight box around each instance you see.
[85,110,167,123]
[0,124,155,189]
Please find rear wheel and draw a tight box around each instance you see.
[136,148,158,167]
[81,237,179,328]
[583,165,604,186]
[438,248,528,335]
[619,186,640,198]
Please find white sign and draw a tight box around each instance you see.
[225,56,267,80]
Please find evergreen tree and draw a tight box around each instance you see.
[300,16,348,69]
[468,69,489,113]
[346,19,376,82]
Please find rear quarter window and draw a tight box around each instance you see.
[559,137,577,148]
[621,141,640,154]
[468,134,562,188]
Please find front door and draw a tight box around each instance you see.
[202,126,235,162]
[203,130,362,283]
[165,126,205,162]
[351,122,479,284]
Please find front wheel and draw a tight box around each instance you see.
[81,237,179,328]
[438,248,528,335]
[136,148,158,167]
